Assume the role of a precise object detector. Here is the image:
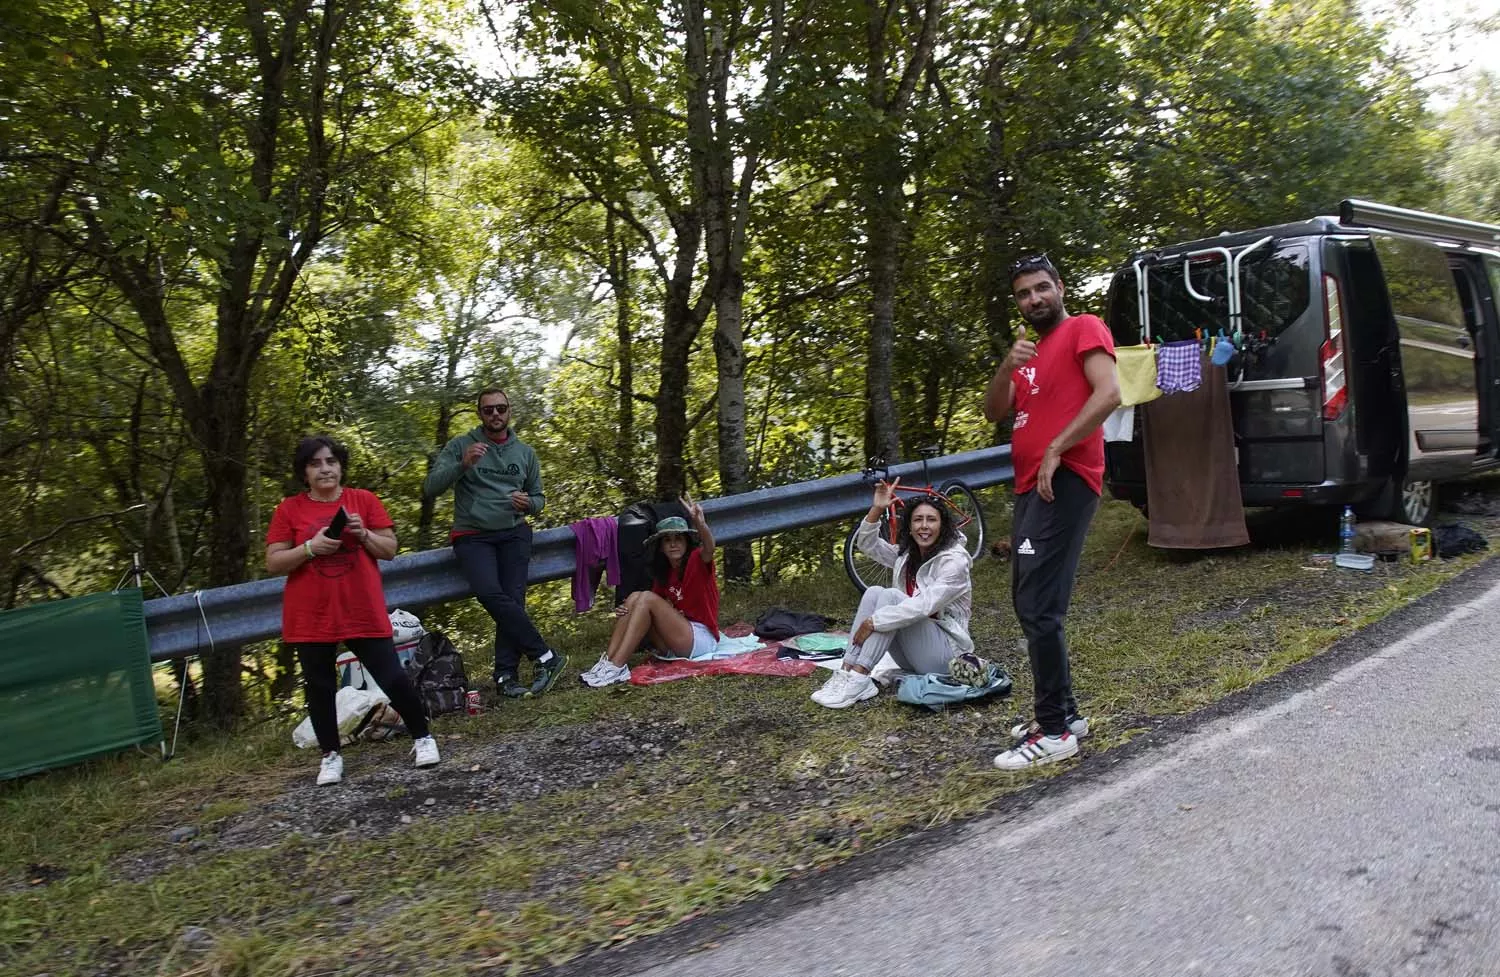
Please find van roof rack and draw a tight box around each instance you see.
[1339,199,1500,249]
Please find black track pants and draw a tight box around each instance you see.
[297,637,431,754]
[1011,467,1099,737]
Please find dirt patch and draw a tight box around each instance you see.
[116,719,690,883]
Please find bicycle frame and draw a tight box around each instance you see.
[844,450,988,592]
[862,456,973,544]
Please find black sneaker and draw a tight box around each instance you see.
[497,674,532,699]
[529,651,568,696]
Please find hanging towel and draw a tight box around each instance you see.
[570,517,621,612]
[1115,344,1163,407]
[1156,340,1202,394]
[1141,355,1249,549]
[1102,406,1135,442]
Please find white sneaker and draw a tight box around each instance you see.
[583,660,631,687]
[1010,715,1090,742]
[412,735,441,768]
[810,668,846,705]
[317,751,343,786]
[578,655,610,685]
[993,731,1079,771]
[811,668,857,705]
[815,669,877,709]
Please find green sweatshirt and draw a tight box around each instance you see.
[422,427,545,533]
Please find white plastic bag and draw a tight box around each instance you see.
[292,684,391,749]
[389,608,426,644]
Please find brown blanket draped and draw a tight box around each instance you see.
[1141,356,1249,549]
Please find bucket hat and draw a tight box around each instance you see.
[643,515,698,549]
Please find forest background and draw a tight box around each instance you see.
[1,0,1496,726]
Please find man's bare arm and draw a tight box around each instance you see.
[1046,349,1121,455]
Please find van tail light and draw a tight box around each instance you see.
[1321,273,1348,420]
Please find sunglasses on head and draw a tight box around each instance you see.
[1009,253,1058,279]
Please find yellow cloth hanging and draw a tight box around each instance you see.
[1116,344,1162,407]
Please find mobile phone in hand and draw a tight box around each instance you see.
[325,506,349,539]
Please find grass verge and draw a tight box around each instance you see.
[3,493,1496,977]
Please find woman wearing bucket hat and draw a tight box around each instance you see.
[580,495,719,687]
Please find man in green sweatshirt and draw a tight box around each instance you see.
[422,388,566,698]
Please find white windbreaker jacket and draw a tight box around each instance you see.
[854,518,974,654]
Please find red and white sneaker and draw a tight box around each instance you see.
[993,731,1078,771]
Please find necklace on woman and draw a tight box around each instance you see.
[308,486,344,503]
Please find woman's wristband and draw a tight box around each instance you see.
[303,540,314,560]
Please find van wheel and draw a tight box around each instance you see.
[1361,476,1434,526]
[1397,480,1435,526]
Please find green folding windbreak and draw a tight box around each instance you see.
[0,588,162,779]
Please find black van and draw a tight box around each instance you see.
[1102,199,1500,526]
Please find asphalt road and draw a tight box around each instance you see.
[604,563,1500,977]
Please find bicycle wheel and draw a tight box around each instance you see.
[843,519,887,593]
[939,479,986,560]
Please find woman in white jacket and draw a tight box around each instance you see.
[812,478,973,709]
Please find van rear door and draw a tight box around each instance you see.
[1368,235,1478,481]
[1104,241,1321,497]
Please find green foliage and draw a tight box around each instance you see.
[0,0,1480,716]
[1439,71,1500,222]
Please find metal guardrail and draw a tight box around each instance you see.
[143,445,1014,661]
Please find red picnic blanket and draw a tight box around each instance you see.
[628,645,818,685]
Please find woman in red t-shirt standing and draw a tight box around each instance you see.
[580,496,718,687]
[266,435,440,786]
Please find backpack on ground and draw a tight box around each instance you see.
[1435,523,1488,558]
[401,631,470,717]
[896,663,1013,712]
[615,498,690,605]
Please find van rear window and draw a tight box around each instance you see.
[1107,244,1310,346]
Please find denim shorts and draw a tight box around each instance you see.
[686,622,718,659]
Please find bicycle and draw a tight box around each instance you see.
[843,446,987,592]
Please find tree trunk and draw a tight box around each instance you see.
[712,283,753,579]
[199,433,251,726]
[864,183,902,463]
[654,289,697,498]
[858,0,940,464]
[419,401,455,552]
[606,211,640,501]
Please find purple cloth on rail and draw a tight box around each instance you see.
[1156,340,1202,394]
[570,517,621,612]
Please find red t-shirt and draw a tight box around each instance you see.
[652,554,720,639]
[265,487,395,644]
[1011,314,1116,495]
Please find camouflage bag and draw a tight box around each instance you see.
[401,631,470,717]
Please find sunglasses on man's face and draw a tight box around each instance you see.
[479,404,511,416]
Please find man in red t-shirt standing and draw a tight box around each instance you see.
[984,255,1120,771]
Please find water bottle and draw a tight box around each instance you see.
[1339,506,1357,554]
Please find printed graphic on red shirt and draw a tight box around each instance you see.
[1010,314,1115,496]
[266,487,395,644]
[653,554,721,639]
